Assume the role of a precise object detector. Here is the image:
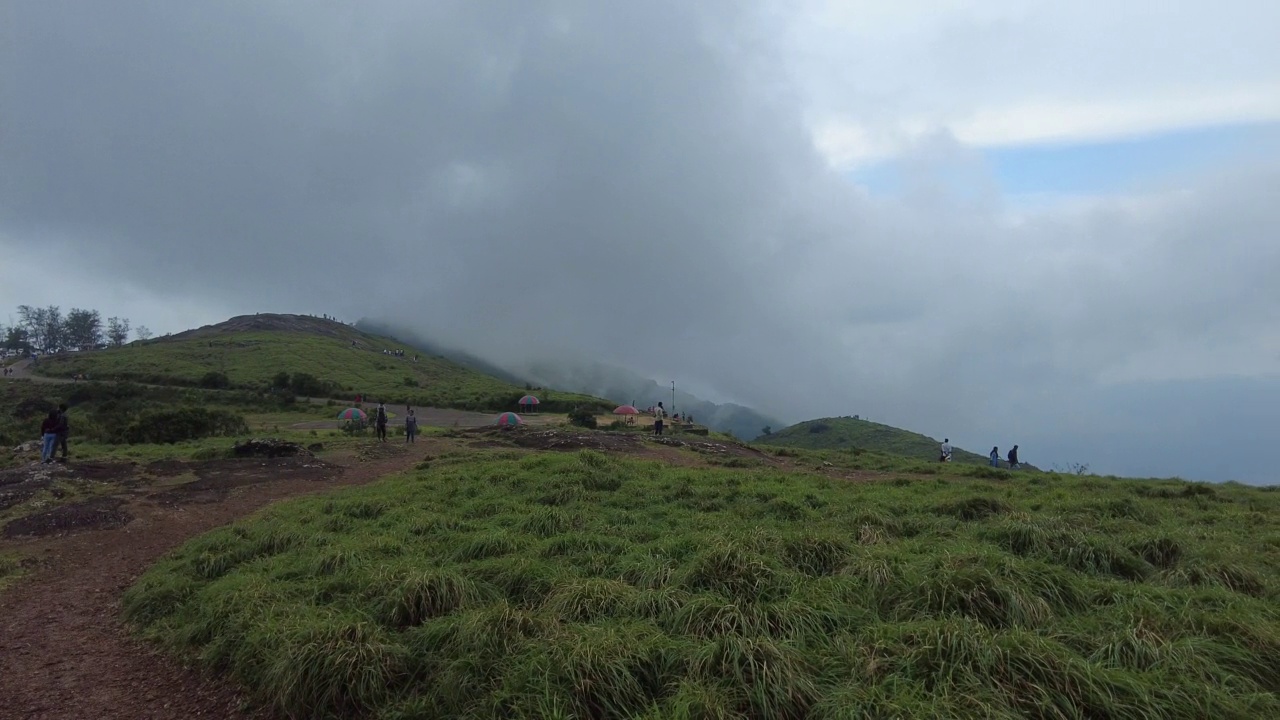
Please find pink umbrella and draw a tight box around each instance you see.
[613,405,639,415]
[495,412,523,426]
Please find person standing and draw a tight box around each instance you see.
[1007,445,1019,469]
[989,446,1000,467]
[653,402,665,436]
[375,403,388,442]
[54,403,70,461]
[940,438,952,462]
[40,410,59,464]
[405,409,418,444]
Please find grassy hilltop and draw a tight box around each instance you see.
[758,415,996,465]
[125,443,1280,719]
[32,314,609,413]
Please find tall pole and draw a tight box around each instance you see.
[671,381,676,416]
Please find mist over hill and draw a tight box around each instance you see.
[518,360,783,441]
[357,319,781,440]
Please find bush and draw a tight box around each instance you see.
[13,397,56,420]
[568,407,598,429]
[808,422,830,434]
[199,371,231,389]
[271,371,291,389]
[290,372,335,397]
[114,407,249,444]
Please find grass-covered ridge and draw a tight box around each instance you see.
[759,415,993,465]
[125,450,1280,718]
[33,314,608,412]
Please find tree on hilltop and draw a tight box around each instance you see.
[106,317,131,347]
[135,325,153,341]
[65,308,104,349]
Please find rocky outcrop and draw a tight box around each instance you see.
[232,438,310,458]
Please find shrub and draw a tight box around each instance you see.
[271,371,291,389]
[567,406,598,429]
[290,372,335,397]
[199,371,231,389]
[808,422,830,434]
[13,397,56,420]
[114,407,249,444]
[937,497,1013,521]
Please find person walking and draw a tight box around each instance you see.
[405,409,418,444]
[1007,445,1020,470]
[989,446,1000,467]
[375,403,388,442]
[653,402,665,436]
[940,438,952,462]
[39,410,59,464]
[54,403,70,461]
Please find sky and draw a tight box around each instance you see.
[2,0,1278,482]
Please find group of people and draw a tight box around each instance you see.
[369,402,419,443]
[939,438,1021,469]
[38,404,71,463]
[2,366,13,377]
[991,445,1020,469]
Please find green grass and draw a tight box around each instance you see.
[0,552,26,592]
[34,328,608,412]
[758,416,997,465]
[125,450,1280,719]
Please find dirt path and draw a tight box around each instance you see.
[0,443,437,720]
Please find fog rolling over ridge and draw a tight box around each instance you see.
[2,1,1279,482]
[518,361,783,441]
[357,320,781,440]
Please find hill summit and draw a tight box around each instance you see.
[34,313,609,413]
[756,415,994,465]
[170,313,363,342]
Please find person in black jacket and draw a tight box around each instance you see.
[1007,445,1020,470]
[54,403,70,461]
[375,403,388,442]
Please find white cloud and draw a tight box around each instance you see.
[788,0,1280,166]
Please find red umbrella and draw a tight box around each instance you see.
[613,405,638,415]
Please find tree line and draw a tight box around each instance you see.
[2,305,152,353]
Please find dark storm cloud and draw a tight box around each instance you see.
[3,0,852,410]
[3,1,1279,481]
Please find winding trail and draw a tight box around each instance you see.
[0,445,434,720]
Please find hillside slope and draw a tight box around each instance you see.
[33,314,609,412]
[756,416,994,465]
